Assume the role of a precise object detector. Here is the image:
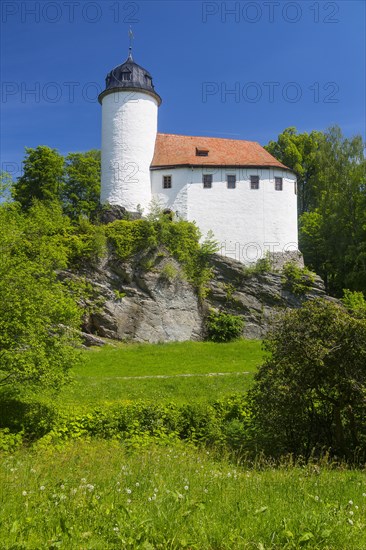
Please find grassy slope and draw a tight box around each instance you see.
[56,340,264,409]
[1,441,365,549]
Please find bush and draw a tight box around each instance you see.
[206,310,244,343]
[281,261,315,295]
[248,299,366,460]
[342,289,366,319]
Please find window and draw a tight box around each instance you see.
[203,174,212,188]
[163,175,172,189]
[121,71,131,81]
[196,148,209,157]
[227,175,236,189]
[275,177,283,191]
[145,75,152,86]
[294,180,297,195]
[250,175,259,190]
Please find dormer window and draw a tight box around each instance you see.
[196,148,209,157]
[145,75,152,86]
[121,71,131,81]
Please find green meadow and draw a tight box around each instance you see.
[55,340,263,409]
[1,441,365,549]
[2,340,365,549]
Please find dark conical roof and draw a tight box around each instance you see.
[98,53,162,105]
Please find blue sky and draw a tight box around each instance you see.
[1,0,365,178]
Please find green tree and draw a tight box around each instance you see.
[248,299,366,459]
[299,128,366,295]
[12,146,65,209]
[265,127,324,215]
[63,150,101,219]
[0,171,14,202]
[266,126,366,296]
[0,202,82,391]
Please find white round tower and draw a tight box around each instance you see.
[98,52,161,213]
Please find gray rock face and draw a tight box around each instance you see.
[81,254,203,343]
[207,255,328,339]
[74,251,329,343]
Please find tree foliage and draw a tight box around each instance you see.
[12,146,101,219]
[266,126,366,296]
[0,202,82,391]
[12,146,65,209]
[249,299,366,460]
[63,150,101,219]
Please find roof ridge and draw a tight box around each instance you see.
[157,132,258,145]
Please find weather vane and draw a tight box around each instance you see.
[128,26,134,59]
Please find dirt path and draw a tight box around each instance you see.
[103,372,251,380]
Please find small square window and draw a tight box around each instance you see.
[294,181,297,195]
[163,175,172,189]
[203,174,212,188]
[121,71,131,81]
[227,175,236,189]
[275,177,283,191]
[250,175,259,190]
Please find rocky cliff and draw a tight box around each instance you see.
[68,249,329,344]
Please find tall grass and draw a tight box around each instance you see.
[1,440,365,549]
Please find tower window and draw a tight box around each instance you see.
[275,177,283,191]
[121,71,131,81]
[294,180,297,195]
[203,174,212,188]
[163,175,172,189]
[145,75,152,86]
[196,148,209,157]
[227,175,236,189]
[250,175,259,190]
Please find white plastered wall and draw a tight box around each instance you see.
[151,166,298,263]
[100,91,158,212]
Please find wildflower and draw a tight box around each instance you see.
[154,488,158,493]
[95,495,100,500]
[113,527,119,532]
[349,511,354,516]
[81,478,86,483]
[314,496,319,501]
[349,500,353,506]
[363,493,366,497]
[127,498,131,504]
[135,482,139,487]
[152,494,156,500]
[126,488,132,494]
[86,484,94,492]
[348,519,354,526]
[22,491,27,496]
[184,485,189,491]
[40,486,45,491]
[355,505,359,510]
[148,497,151,502]
[60,484,65,490]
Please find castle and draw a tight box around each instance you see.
[98,50,298,264]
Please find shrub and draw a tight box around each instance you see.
[281,261,315,295]
[248,299,366,460]
[206,310,244,343]
[342,289,366,319]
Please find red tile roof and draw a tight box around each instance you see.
[151,133,289,170]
